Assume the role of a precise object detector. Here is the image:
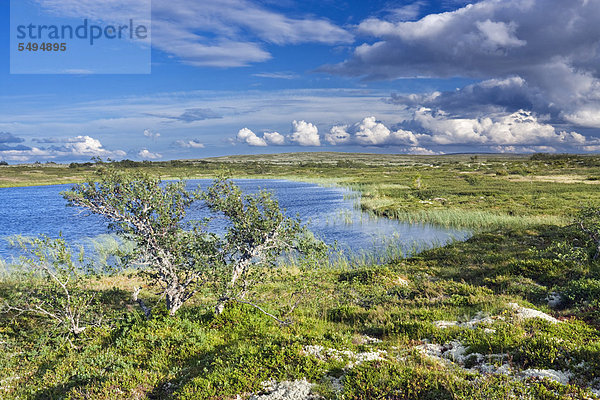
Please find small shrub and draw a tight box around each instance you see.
[562,278,600,307]
[342,361,455,400]
[513,334,571,369]
[506,259,567,284]
[327,304,369,324]
[464,175,481,185]
[338,266,395,285]
[1,236,103,338]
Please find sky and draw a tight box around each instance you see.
[1,0,600,163]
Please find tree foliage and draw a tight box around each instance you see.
[2,236,99,337]
[62,169,323,317]
[202,178,324,316]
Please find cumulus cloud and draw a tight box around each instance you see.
[289,120,320,146]
[388,77,548,117]
[56,136,127,157]
[405,146,442,155]
[413,108,586,147]
[0,135,126,161]
[235,128,286,146]
[174,139,205,148]
[143,129,160,139]
[323,110,589,152]
[331,0,600,79]
[263,131,285,145]
[138,149,162,159]
[0,147,51,162]
[228,109,592,152]
[562,106,600,129]
[325,117,419,147]
[325,125,352,145]
[324,0,600,130]
[476,19,526,53]
[237,128,267,147]
[355,116,419,146]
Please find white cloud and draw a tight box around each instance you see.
[0,135,126,161]
[325,125,351,145]
[61,135,127,157]
[252,72,299,80]
[174,139,205,148]
[562,106,600,129]
[354,117,392,146]
[325,0,600,131]
[405,146,441,155]
[143,129,160,139]
[388,76,545,117]
[237,127,267,147]
[0,88,407,157]
[326,117,419,147]
[476,19,526,52]
[493,145,558,153]
[0,147,51,162]
[414,109,586,146]
[263,131,285,145]
[138,149,162,159]
[289,120,321,146]
[339,0,598,79]
[355,116,420,146]
[36,0,352,68]
[388,2,426,21]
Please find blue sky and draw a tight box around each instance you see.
[1,0,599,162]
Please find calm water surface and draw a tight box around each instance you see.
[0,179,470,262]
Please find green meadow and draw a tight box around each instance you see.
[1,152,600,399]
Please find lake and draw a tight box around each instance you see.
[0,179,470,263]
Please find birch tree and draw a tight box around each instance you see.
[62,170,320,318]
[2,236,98,338]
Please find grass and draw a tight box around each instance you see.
[1,153,600,398]
[2,153,599,230]
[378,208,567,230]
[1,223,600,398]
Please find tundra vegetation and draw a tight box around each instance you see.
[1,153,600,399]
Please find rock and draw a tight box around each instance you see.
[433,312,498,330]
[303,345,386,368]
[444,341,468,363]
[434,320,458,329]
[546,292,563,308]
[303,345,325,360]
[250,379,320,400]
[353,335,382,345]
[521,369,572,385]
[508,302,559,324]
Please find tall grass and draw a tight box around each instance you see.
[378,208,567,230]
